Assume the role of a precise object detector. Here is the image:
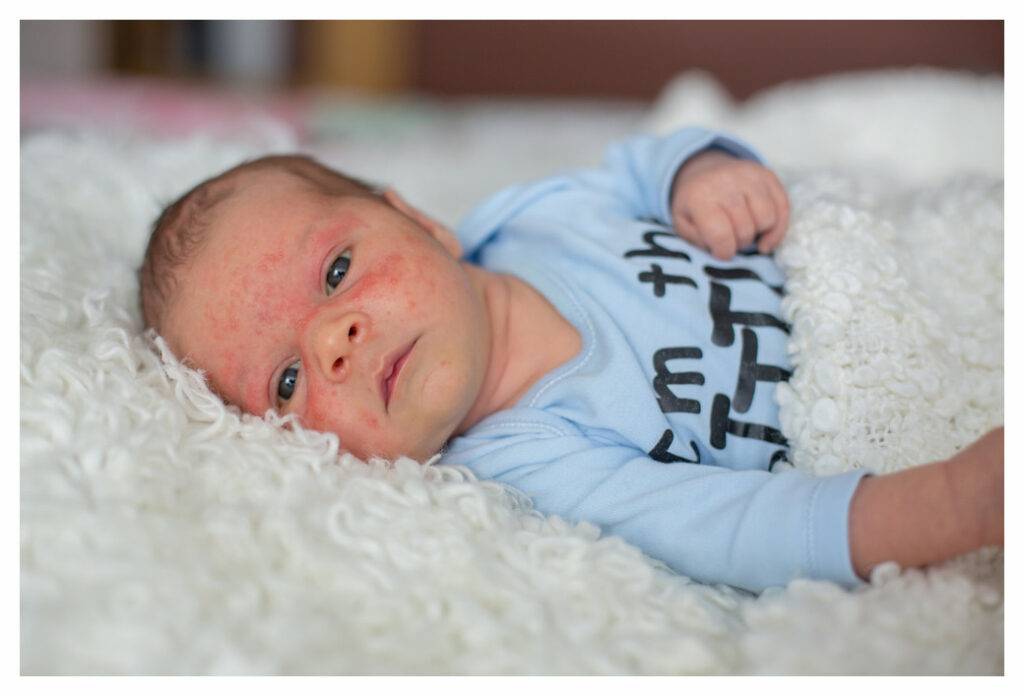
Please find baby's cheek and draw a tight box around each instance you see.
[303,392,389,460]
[404,251,440,293]
[360,407,379,428]
[303,393,328,432]
[371,252,439,318]
[303,391,376,430]
[203,306,226,341]
[348,254,402,302]
[221,348,239,380]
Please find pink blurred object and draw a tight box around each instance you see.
[21,77,310,140]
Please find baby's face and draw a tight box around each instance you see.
[162,169,493,461]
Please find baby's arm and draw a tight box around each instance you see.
[848,427,1003,579]
[670,148,790,260]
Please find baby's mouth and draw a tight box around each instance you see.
[381,338,417,411]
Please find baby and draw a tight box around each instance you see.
[139,127,1003,593]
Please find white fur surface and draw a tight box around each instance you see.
[21,69,1002,674]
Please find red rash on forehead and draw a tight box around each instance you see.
[183,232,304,412]
[304,390,326,427]
[224,244,307,330]
[242,380,266,415]
[203,306,225,340]
[256,250,285,278]
[254,281,301,327]
[238,215,373,332]
[309,212,364,249]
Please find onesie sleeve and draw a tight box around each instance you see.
[456,127,763,258]
[444,421,869,594]
[569,127,764,227]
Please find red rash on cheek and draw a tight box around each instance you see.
[301,365,379,430]
[346,253,403,303]
[345,252,439,324]
[360,411,380,431]
[304,392,327,430]
[203,306,227,341]
[221,348,238,370]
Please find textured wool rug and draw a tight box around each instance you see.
[21,69,1003,674]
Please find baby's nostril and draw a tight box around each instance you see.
[349,325,358,339]
[332,357,344,373]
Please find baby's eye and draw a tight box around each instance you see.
[277,362,300,402]
[325,250,351,293]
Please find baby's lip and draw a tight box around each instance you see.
[378,338,417,412]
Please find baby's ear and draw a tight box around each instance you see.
[383,189,462,258]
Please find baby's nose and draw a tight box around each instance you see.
[311,311,367,381]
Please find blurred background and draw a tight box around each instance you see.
[19,20,1005,222]
[21,20,1003,100]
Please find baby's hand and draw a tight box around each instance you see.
[670,149,790,260]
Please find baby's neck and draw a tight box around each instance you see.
[454,262,581,436]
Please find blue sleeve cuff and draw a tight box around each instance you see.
[806,468,874,588]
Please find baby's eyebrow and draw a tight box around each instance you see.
[299,222,318,249]
[303,210,363,254]
[303,223,338,255]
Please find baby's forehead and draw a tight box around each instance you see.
[206,169,320,228]
[229,158,364,197]
[225,165,316,198]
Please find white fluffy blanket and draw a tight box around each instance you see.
[21,69,1003,674]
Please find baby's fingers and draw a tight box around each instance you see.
[672,212,705,249]
[691,205,736,260]
[744,188,777,245]
[724,195,758,250]
[756,172,791,253]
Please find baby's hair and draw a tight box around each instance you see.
[138,154,381,331]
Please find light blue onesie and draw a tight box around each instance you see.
[440,127,870,593]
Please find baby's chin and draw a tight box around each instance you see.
[390,424,459,463]
[332,416,455,463]
[346,438,444,465]
[284,393,450,461]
